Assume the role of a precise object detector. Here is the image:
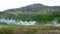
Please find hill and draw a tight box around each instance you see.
[0,3,60,23]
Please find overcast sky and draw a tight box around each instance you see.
[0,0,60,11]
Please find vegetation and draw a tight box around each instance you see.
[0,25,60,34]
[0,4,60,34]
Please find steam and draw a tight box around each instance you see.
[0,19,36,25]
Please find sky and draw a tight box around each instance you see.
[0,0,60,11]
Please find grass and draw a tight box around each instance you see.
[0,25,60,34]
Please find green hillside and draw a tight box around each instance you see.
[0,4,60,23]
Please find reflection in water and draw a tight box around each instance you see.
[0,19,36,25]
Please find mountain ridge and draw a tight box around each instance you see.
[0,3,60,23]
[0,3,60,19]
[3,4,60,12]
